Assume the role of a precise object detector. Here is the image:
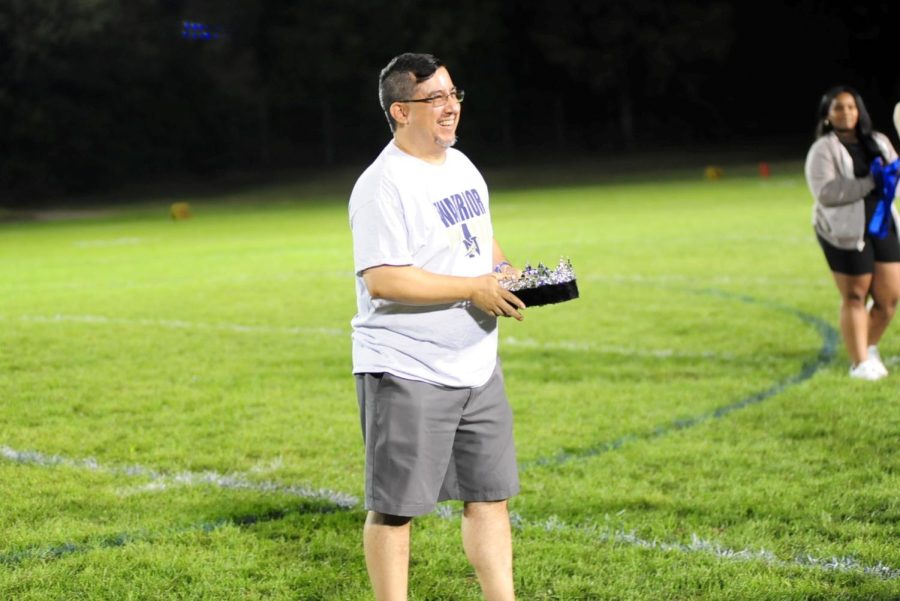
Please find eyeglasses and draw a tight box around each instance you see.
[395,89,465,108]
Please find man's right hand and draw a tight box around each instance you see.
[470,274,525,320]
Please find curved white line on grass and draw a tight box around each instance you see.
[4,313,793,365]
[0,271,353,293]
[1,444,896,580]
[521,289,839,469]
[0,445,357,509]
[585,273,829,288]
[714,234,810,243]
[507,513,899,580]
[502,336,773,363]
[6,314,765,363]
[74,237,146,248]
[10,314,345,337]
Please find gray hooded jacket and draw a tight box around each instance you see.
[804,131,900,250]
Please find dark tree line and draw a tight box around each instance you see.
[1,0,898,204]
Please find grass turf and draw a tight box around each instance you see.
[1,161,898,599]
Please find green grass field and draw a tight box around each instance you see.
[1,160,898,600]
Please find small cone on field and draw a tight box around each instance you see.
[170,202,193,220]
[704,165,723,181]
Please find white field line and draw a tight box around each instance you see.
[2,444,896,580]
[2,271,825,294]
[0,270,354,293]
[507,513,900,580]
[0,445,358,509]
[713,234,811,243]
[74,237,147,248]
[502,336,771,363]
[584,273,830,288]
[7,314,345,337]
[5,314,765,363]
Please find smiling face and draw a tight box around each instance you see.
[390,67,462,163]
[827,92,859,133]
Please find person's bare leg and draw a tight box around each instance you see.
[461,500,515,601]
[364,511,412,601]
[832,271,872,365]
[867,262,900,346]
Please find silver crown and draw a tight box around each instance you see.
[500,257,576,292]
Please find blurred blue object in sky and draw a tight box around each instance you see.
[181,21,222,41]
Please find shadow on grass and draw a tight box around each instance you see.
[0,500,352,567]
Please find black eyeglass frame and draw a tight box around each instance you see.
[394,89,465,106]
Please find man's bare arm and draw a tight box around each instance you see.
[362,265,525,320]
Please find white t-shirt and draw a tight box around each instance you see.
[349,141,497,387]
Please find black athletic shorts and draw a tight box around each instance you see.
[818,196,900,274]
[817,230,900,275]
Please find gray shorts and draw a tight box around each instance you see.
[355,364,519,517]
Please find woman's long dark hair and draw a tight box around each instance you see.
[814,85,883,159]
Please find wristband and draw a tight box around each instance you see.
[493,261,511,273]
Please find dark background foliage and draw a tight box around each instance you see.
[1,0,898,205]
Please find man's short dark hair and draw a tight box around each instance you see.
[379,53,444,133]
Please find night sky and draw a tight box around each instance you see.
[2,0,899,203]
[717,1,898,143]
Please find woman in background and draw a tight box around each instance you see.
[804,86,900,380]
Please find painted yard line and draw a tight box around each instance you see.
[1,449,896,581]
[584,273,829,288]
[714,234,812,243]
[0,270,353,293]
[6,315,793,365]
[73,237,147,248]
[1,272,823,295]
[7,314,344,337]
[7,313,791,365]
[2,291,887,581]
[521,289,839,469]
[0,446,358,509]
[503,336,777,364]
[510,513,900,581]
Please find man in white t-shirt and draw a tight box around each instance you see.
[349,52,524,601]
